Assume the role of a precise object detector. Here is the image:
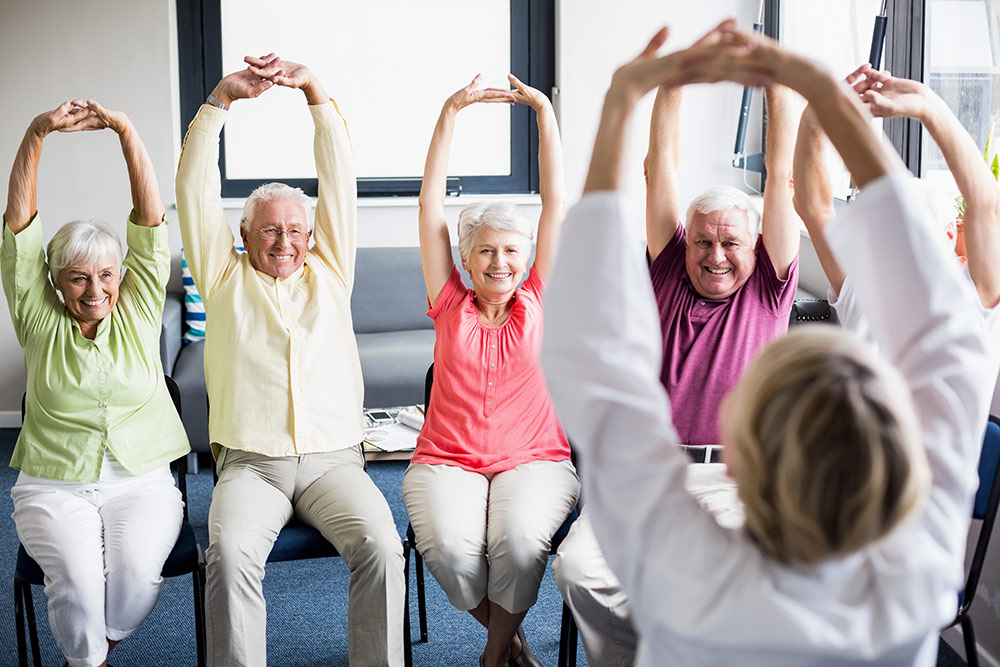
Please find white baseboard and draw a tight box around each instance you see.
[0,411,22,428]
[942,626,1000,667]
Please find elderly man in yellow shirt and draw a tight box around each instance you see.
[175,54,404,667]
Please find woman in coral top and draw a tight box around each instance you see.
[403,74,579,667]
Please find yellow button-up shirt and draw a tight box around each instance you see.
[1,214,190,482]
[175,102,364,458]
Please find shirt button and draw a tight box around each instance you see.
[489,362,496,367]
[490,344,496,349]
[95,367,103,374]
[98,401,106,408]
[488,381,494,387]
[486,401,492,406]
[700,301,705,305]
[100,431,107,437]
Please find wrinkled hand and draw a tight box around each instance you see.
[848,64,930,119]
[491,74,549,111]
[607,21,770,106]
[83,100,130,134]
[30,101,99,136]
[445,74,514,114]
[245,54,311,90]
[211,67,274,107]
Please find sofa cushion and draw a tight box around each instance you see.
[172,340,210,453]
[351,247,436,334]
[356,329,436,408]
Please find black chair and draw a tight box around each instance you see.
[13,376,206,667]
[788,298,838,326]
[942,415,1000,667]
[402,364,581,667]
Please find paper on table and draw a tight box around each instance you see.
[396,409,424,431]
[364,422,418,452]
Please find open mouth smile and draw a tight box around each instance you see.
[704,267,732,275]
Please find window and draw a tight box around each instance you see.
[177,0,554,197]
[921,0,999,198]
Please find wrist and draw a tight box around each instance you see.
[208,86,233,109]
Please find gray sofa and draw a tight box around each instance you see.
[160,246,451,455]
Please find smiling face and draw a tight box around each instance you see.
[461,228,529,303]
[240,198,312,279]
[55,254,120,335]
[684,206,757,300]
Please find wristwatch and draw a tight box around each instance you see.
[206,94,229,111]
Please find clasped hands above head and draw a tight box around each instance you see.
[31,99,130,137]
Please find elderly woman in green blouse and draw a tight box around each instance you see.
[1,100,189,667]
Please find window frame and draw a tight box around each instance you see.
[176,0,555,198]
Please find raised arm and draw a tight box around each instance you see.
[246,56,356,284]
[176,62,274,296]
[760,85,800,278]
[644,86,683,261]
[854,64,1000,308]
[506,75,565,280]
[4,102,96,234]
[82,101,166,227]
[418,76,513,305]
[792,105,845,294]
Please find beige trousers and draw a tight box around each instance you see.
[402,459,579,614]
[206,445,405,667]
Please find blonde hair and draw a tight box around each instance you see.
[723,327,930,565]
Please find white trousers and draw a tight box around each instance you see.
[206,445,405,667]
[11,471,183,667]
[402,459,580,614]
[553,463,743,667]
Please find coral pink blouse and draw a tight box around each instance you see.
[412,266,571,473]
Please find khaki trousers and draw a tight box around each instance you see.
[206,446,405,667]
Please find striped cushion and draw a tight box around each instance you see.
[181,252,205,344]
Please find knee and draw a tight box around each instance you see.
[552,542,588,595]
[493,529,548,573]
[206,527,265,583]
[343,520,403,569]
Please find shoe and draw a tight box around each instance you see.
[480,652,486,667]
[508,626,542,667]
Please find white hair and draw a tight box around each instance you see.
[685,185,762,239]
[240,182,313,233]
[46,219,123,284]
[457,201,533,262]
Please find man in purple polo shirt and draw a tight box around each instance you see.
[553,74,801,667]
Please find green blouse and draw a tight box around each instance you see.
[1,213,190,482]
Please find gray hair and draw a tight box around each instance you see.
[240,182,313,233]
[685,185,762,239]
[46,219,123,284]
[457,201,533,262]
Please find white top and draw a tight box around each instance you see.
[541,173,991,667]
[831,269,1000,415]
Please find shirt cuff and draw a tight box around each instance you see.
[193,103,228,135]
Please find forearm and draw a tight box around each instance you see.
[645,86,682,254]
[535,102,566,218]
[793,117,844,293]
[797,72,900,188]
[4,123,45,233]
[418,105,457,215]
[584,93,634,194]
[117,121,165,227]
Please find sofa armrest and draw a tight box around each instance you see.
[161,291,184,374]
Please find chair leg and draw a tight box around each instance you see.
[193,560,207,667]
[962,614,980,667]
[557,602,578,667]
[415,549,428,643]
[22,580,42,667]
[403,539,412,667]
[14,577,28,667]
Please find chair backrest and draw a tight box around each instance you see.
[960,416,1000,615]
[788,298,838,327]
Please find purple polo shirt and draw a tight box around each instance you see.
[650,225,798,445]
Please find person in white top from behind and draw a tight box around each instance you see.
[793,64,1000,414]
[541,21,992,667]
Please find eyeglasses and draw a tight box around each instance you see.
[257,227,306,241]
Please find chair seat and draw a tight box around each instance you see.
[267,519,341,563]
[17,519,201,584]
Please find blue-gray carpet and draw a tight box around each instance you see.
[0,427,970,666]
